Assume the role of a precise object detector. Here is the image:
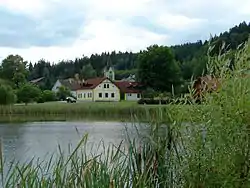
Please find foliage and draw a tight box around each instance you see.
[0,55,28,88]
[42,90,57,101]
[79,63,97,79]
[37,90,57,103]
[0,84,16,105]
[17,83,41,104]
[1,38,250,187]
[0,21,243,92]
[56,86,71,100]
[137,45,182,92]
[141,87,157,98]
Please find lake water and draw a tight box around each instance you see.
[0,121,149,166]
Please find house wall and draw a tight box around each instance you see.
[125,93,141,101]
[93,79,120,101]
[51,80,62,93]
[76,89,93,101]
[71,91,77,98]
[52,80,76,98]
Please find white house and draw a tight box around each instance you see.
[51,78,78,98]
[51,57,143,101]
[76,77,120,102]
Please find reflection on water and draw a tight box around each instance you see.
[0,121,148,165]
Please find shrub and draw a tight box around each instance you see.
[56,86,71,100]
[17,83,41,104]
[41,90,57,102]
[0,84,16,105]
[137,98,172,105]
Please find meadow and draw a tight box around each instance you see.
[0,100,199,123]
[1,40,250,187]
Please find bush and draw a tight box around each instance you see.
[137,98,172,105]
[36,96,45,103]
[0,84,16,105]
[56,86,71,101]
[17,83,41,104]
[41,90,57,102]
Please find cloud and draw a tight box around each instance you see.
[0,0,249,62]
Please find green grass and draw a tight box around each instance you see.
[1,38,250,187]
[0,100,201,123]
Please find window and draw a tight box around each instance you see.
[83,93,86,98]
[128,93,131,96]
[107,84,109,88]
[137,94,140,98]
[78,94,82,98]
[105,93,108,98]
[90,93,92,98]
[104,84,106,88]
[99,93,102,98]
[111,93,115,98]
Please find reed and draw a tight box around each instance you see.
[0,38,250,187]
[0,101,201,123]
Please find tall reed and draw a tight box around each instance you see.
[0,38,250,187]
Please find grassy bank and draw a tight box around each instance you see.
[0,101,205,123]
[1,40,250,187]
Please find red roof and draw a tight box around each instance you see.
[78,77,108,90]
[114,81,142,93]
[78,77,142,93]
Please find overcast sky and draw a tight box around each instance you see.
[0,0,249,63]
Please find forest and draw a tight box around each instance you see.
[0,21,249,99]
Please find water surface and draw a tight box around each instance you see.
[0,121,147,165]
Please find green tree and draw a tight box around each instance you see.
[80,63,97,79]
[42,90,57,102]
[0,54,28,88]
[56,86,71,100]
[0,84,16,105]
[17,83,41,105]
[137,45,182,92]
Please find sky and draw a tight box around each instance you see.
[0,0,249,63]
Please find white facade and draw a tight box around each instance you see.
[51,80,62,93]
[125,93,141,101]
[76,89,93,101]
[70,91,77,98]
[93,79,120,101]
[52,79,76,98]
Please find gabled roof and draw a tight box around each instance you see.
[73,77,143,93]
[29,77,45,84]
[114,81,142,93]
[78,77,110,90]
[59,79,81,91]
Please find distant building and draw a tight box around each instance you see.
[76,77,120,102]
[103,56,115,81]
[121,74,136,82]
[51,78,79,98]
[29,77,45,86]
[193,75,220,101]
[51,57,143,101]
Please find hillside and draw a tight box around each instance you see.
[3,21,250,90]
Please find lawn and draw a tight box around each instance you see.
[1,100,182,123]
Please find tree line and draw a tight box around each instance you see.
[0,21,249,105]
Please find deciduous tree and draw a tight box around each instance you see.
[0,54,28,88]
[137,45,182,92]
[0,84,16,105]
[17,83,41,105]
